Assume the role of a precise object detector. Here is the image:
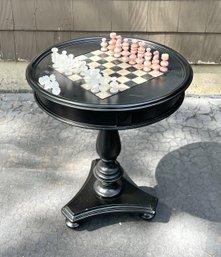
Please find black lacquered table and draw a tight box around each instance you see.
[26,37,193,228]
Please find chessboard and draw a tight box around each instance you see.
[53,49,165,100]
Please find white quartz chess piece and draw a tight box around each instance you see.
[99,75,110,92]
[51,48,59,68]
[51,81,61,95]
[110,77,119,93]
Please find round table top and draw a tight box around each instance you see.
[26,37,193,130]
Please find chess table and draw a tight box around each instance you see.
[26,37,193,228]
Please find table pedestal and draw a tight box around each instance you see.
[62,130,158,228]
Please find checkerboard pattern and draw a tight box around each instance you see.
[54,50,164,99]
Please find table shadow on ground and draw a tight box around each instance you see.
[155,141,221,223]
[75,141,221,231]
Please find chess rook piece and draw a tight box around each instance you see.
[114,39,122,58]
[160,53,169,72]
[161,53,169,61]
[101,38,108,52]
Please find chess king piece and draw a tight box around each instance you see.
[101,38,108,52]
[108,32,117,56]
[160,53,169,73]
[51,47,61,68]
[129,39,138,65]
[121,38,130,62]
[135,41,145,69]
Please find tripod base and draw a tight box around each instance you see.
[62,159,158,228]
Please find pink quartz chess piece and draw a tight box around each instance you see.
[135,41,145,69]
[114,39,122,58]
[136,55,144,69]
[145,48,152,61]
[143,60,152,72]
[161,53,169,61]
[138,41,146,54]
[160,53,169,72]
[130,39,138,54]
[129,52,136,65]
[101,38,108,52]
[152,64,161,73]
[122,38,130,62]
[108,32,117,56]
[117,35,122,44]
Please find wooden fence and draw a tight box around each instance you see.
[0,0,220,63]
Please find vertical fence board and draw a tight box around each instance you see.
[164,34,204,63]
[129,1,148,32]
[206,1,221,33]
[178,1,210,32]
[148,34,166,45]
[202,34,221,63]
[11,0,36,30]
[0,0,13,30]
[36,32,54,55]
[147,1,179,32]
[112,1,129,31]
[0,31,15,60]
[73,0,111,31]
[14,31,37,61]
[54,32,71,44]
[35,0,72,30]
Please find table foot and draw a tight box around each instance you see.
[61,160,158,228]
[65,219,80,229]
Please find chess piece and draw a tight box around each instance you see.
[108,32,117,56]
[114,39,122,58]
[152,63,161,75]
[51,48,59,68]
[64,54,74,76]
[52,81,61,95]
[135,41,145,69]
[160,53,169,72]
[151,51,160,69]
[101,38,108,52]
[130,39,138,54]
[110,77,119,93]
[99,75,110,92]
[121,38,130,62]
[143,60,152,72]
[129,39,138,65]
[80,61,88,76]
[117,35,122,45]
[145,48,152,61]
